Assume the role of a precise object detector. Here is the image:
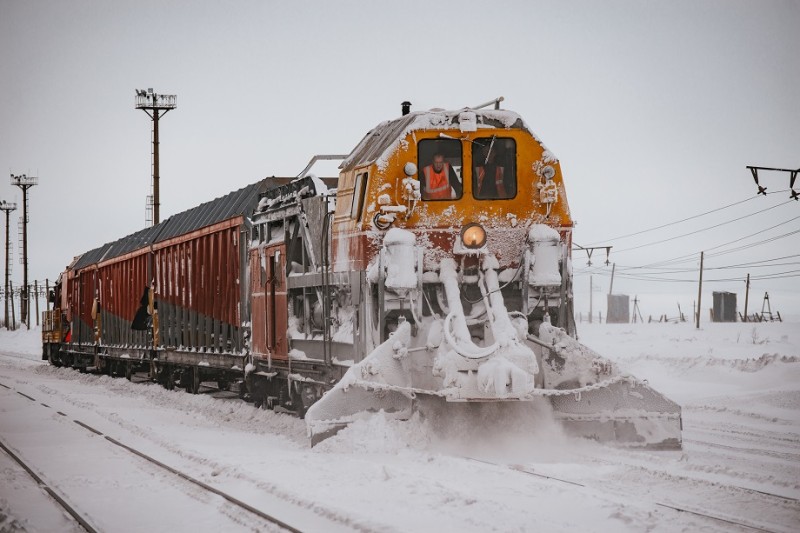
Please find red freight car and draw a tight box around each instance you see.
[45,180,271,390]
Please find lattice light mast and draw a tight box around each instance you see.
[135,88,177,226]
[10,174,37,329]
[0,199,18,330]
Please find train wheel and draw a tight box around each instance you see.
[158,365,173,390]
[48,351,62,368]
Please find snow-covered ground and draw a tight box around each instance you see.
[1,320,798,532]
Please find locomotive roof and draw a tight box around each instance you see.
[72,178,278,270]
[340,108,530,172]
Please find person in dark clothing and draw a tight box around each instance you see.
[474,145,509,199]
[131,286,151,330]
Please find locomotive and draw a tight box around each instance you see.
[42,100,681,448]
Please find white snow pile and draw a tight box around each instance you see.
[2,320,799,532]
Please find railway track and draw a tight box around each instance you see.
[0,379,363,533]
[463,456,796,533]
[0,436,98,532]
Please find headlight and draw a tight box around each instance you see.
[461,223,487,249]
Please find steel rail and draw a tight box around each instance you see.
[1,381,320,533]
[0,437,100,533]
[463,456,786,533]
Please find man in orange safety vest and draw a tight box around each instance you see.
[422,153,462,200]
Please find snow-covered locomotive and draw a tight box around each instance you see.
[43,102,682,448]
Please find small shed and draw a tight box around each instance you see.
[607,294,630,323]
[712,291,737,322]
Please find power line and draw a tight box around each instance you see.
[585,194,758,246]
[611,200,794,254]
[602,254,800,274]
[585,189,790,247]
[626,216,800,269]
[587,261,800,277]
[590,270,800,284]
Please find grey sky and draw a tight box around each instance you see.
[1,0,798,318]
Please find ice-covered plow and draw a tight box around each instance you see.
[306,227,682,449]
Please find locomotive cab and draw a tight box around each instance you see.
[331,106,576,351]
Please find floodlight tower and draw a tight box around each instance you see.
[11,174,37,329]
[135,88,177,226]
[0,200,18,330]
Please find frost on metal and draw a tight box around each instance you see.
[341,107,557,173]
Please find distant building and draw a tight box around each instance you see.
[607,294,630,323]
[712,292,737,322]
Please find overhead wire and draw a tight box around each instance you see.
[610,200,795,254]
[573,190,799,296]
[576,191,800,283]
[584,194,758,246]
[584,189,790,248]
[617,215,800,269]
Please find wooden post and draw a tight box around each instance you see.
[743,273,750,322]
[10,280,15,331]
[34,281,40,326]
[696,251,704,329]
[608,263,616,295]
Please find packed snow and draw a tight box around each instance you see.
[1,319,799,532]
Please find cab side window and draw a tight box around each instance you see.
[351,172,368,220]
[418,139,463,200]
[472,138,516,200]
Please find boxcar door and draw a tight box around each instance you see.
[248,247,268,359]
[265,244,288,360]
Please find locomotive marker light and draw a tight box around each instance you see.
[10,173,37,329]
[135,88,177,226]
[0,199,17,330]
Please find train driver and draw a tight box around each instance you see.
[421,152,462,200]
[474,144,508,199]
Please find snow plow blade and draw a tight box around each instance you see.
[536,323,682,450]
[549,379,682,449]
[304,321,416,446]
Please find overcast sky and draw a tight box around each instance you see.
[1,0,798,320]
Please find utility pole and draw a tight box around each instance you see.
[0,200,18,330]
[10,280,15,327]
[135,88,177,226]
[696,251,704,329]
[589,275,593,324]
[743,273,750,322]
[34,280,39,326]
[631,295,643,324]
[608,262,616,295]
[11,174,37,329]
